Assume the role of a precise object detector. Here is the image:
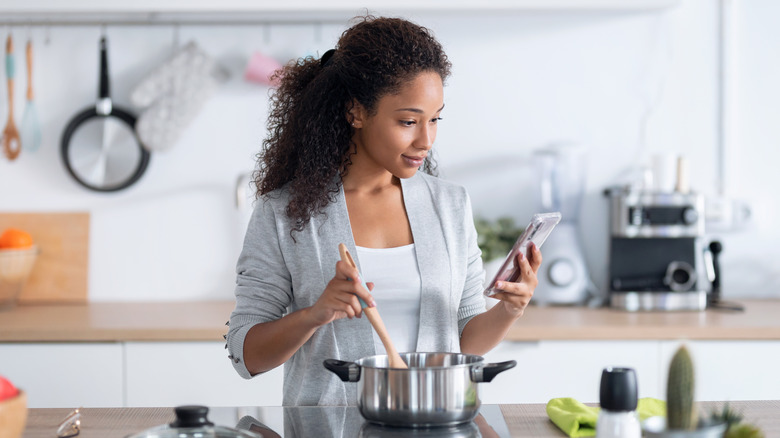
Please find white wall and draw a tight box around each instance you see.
[1,0,777,301]
[728,0,780,296]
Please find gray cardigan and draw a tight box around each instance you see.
[227,172,487,406]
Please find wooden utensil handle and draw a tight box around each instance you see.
[26,40,32,100]
[363,307,406,367]
[338,243,369,308]
[5,35,13,116]
[338,243,408,369]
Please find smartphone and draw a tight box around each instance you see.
[483,212,562,297]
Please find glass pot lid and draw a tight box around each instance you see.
[126,406,264,438]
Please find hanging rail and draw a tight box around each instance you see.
[0,9,362,27]
[0,16,351,27]
[0,0,682,27]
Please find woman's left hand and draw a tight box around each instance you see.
[490,242,542,317]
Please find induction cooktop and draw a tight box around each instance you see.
[208,404,511,437]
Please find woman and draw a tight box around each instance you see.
[227,16,542,406]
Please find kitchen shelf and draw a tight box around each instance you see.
[0,0,682,26]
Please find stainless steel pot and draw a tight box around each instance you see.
[324,352,516,428]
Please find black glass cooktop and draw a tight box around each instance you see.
[207,405,511,437]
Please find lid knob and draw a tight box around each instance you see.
[170,406,215,428]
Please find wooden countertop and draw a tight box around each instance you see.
[507,299,780,341]
[20,401,780,437]
[1,300,780,343]
[0,301,234,342]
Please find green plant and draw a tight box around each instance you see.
[667,345,698,430]
[474,216,524,262]
[710,403,743,428]
[725,423,766,438]
[710,404,765,438]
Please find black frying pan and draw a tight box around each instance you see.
[61,36,150,192]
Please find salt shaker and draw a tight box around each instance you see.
[596,367,641,438]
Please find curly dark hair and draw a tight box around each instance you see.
[254,15,452,233]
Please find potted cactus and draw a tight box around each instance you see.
[644,345,727,437]
[667,345,699,431]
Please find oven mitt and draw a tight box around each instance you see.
[546,397,665,437]
[244,51,282,86]
[130,41,223,152]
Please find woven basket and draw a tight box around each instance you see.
[0,246,38,309]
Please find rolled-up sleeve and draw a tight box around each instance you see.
[457,193,486,335]
[226,199,293,379]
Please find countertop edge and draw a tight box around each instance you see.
[3,299,780,343]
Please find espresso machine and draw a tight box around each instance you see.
[605,187,713,311]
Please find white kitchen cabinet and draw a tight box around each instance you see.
[478,339,780,405]
[124,341,283,407]
[659,340,780,402]
[0,343,124,408]
[4,339,778,408]
[480,340,661,404]
[0,341,282,408]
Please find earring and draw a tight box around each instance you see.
[351,122,356,127]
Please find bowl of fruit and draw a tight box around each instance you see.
[0,375,27,438]
[0,228,38,310]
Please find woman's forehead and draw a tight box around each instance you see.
[378,72,444,113]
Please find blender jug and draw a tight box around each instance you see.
[531,143,590,305]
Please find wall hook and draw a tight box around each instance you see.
[263,22,271,45]
[172,23,180,49]
[314,21,322,44]
[44,22,51,46]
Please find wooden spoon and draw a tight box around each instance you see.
[339,243,408,369]
[21,38,42,153]
[3,34,21,161]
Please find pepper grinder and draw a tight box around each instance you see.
[596,367,641,438]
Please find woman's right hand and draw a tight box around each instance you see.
[308,260,376,326]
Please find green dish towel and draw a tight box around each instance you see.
[546,397,666,437]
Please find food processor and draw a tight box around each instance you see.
[530,143,590,305]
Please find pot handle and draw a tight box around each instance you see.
[323,359,361,382]
[471,360,517,383]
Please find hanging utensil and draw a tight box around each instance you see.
[130,40,219,152]
[60,35,150,192]
[2,34,21,161]
[338,243,408,369]
[21,38,41,153]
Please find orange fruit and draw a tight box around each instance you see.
[0,228,34,249]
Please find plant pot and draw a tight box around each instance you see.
[643,416,728,438]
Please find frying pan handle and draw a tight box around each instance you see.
[471,360,517,383]
[323,359,361,382]
[99,37,110,100]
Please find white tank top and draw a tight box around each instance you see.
[355,244,422,355]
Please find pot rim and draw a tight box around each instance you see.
[353,351,485,370]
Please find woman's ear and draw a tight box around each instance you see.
[347,100,366,129]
